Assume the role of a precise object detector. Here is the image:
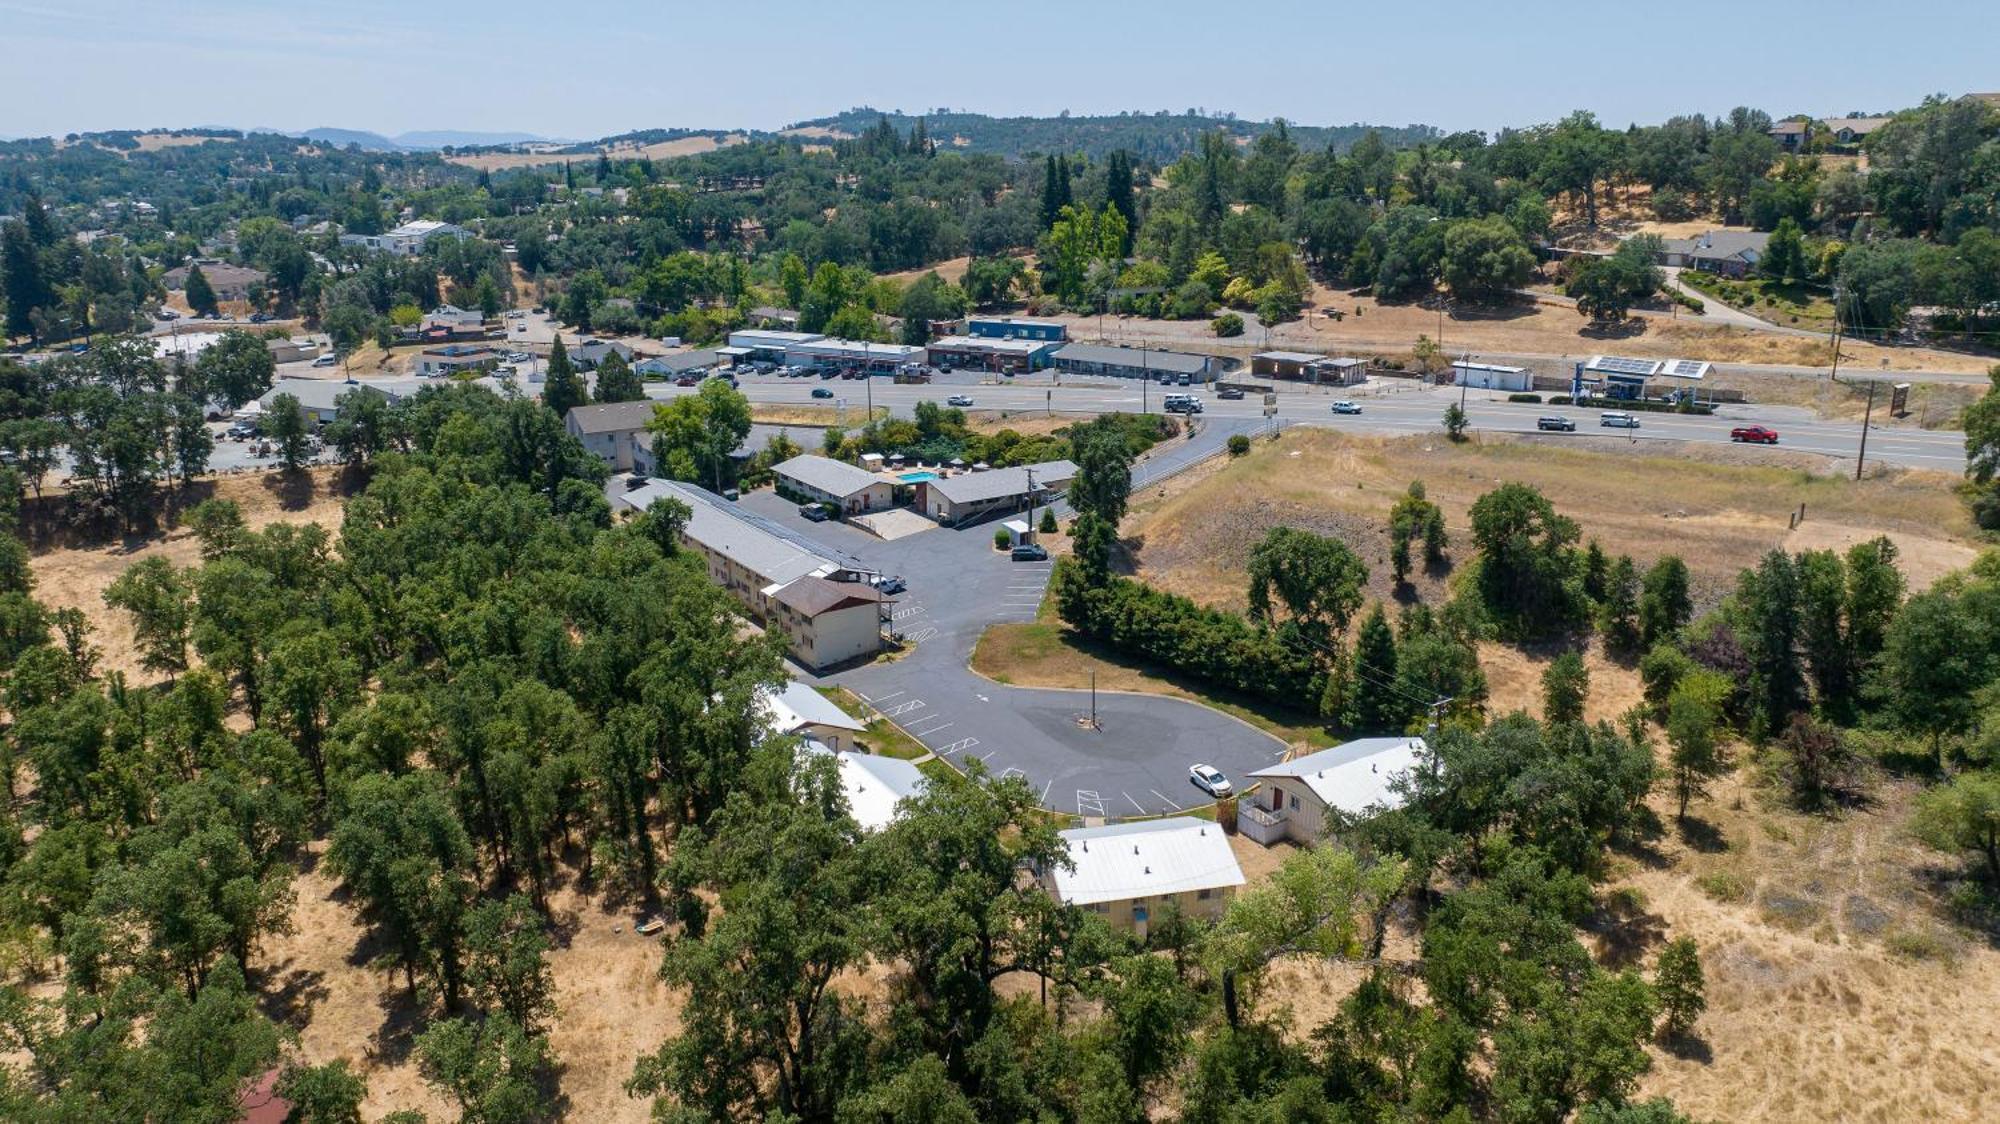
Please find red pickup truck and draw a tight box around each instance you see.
[1730,425,1780,444]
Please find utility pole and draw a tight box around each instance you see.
[1090,669,1098,729]
[1025,466,1038,539]
[1141,348,1149,414]
[1828,320,1845,383]
[1855,380,1876,481]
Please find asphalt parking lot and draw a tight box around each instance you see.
[740,426,1288,818]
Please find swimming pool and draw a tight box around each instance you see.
[898,471,939,483]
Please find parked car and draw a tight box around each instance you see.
[248,313,270,323]
[800,503,832,522]
[870,575,907,595]
[225,423,257,440]
[505,310,525,319]
[810,387,834,399]
[1331,400,1362,414]
[506,351,533,363]
[674,375,699,387]
[157,308,179,320]
[1730,425,1780,444]
[947,395,974,407]
[312,354,338,367]
[1010,543,1049,562]
[1178,373,1194,386]
[1189,764,1233,798]
[1536,416,1576,432]
[1217,387,1245,400]
[1599,412,1641,429]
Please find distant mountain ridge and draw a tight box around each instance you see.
[785,107,1443,160]
[274,127,568,151]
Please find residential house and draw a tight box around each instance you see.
[774,454,896,515]
[1045,818,1245,937]
[1821,115,1892,146]
[1237,737,1427,847]
[422,304,486,336]
[771,575,891,670]
[914,460,1076,526]
[759,680,868,752]
[1658,229,1770,278]
[1767,118,1813,152]
[567,338,635,371]
[565,400,661,471]
[1051,342,1223,383]
[164,259,267,302]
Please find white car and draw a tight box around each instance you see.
[947,395,974,407]
[1331,400,1362,415]
[1189,764,1233,798]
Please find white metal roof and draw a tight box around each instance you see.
[1051,817,1246,906]
[1247,737,1425,818]
[616,479,836,587]
[925,459,1077,506]
[760,680,866,736]
[800,742,927,832]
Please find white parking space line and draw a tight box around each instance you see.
[863,690,903,703]
[1076,790,1107,817]
[1149,789,1184,811]
[881,699,927,717]
[1041,779,1055,804]
[911,721,953,738]
[999,766,1025,780]
[1122,792,1146,814]
[937,737,979,756]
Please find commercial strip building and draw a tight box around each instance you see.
[725,329,826,363]
[914,459,1076,526]
[1051,342,1224,383]
[1250,351,1368,386]
[613,478,891,670]
[1237,737,1426,847]
[924,334,1061,373]
[564,400,660,472]
[967,316,1067,342]
[1044,818,1246,937]
[416,344,504,377]
[774,454,897,515]
[785,338,927,373]
[1449,360,1532,392]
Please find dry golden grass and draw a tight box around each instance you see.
[749,403,888,427]
[1124,429,1976,610]
[1612,766,2000,1122]
[444,134,746,172]
[133,132,235,153]
[26,469,351,684]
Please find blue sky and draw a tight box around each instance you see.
[4,0,1995,140]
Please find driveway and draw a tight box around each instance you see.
[741,422,1291,818]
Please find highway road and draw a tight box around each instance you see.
[646,371,1970,474]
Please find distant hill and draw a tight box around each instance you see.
[393,130,564,150]
[298,127,405,152]
[788,108,1442,161]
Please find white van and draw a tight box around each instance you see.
[1599,411,1640,429]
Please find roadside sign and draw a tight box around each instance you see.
[1890,382,1910,417]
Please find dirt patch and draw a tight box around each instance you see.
[1476,640,1645,725]
[1782,521,1977,592]
[134,132,236,153]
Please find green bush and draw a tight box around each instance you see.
[1039,507,1058,534]
[993,527,1012,550]
[1548,394,1573,405]
[1226,433,1251,456]
[1507,392,1543,403]
[1210,312,1245,338]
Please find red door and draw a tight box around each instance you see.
[1268,786,1283,811]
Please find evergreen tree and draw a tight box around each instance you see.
[1106,150,1137,254]
[591,350,643,403]
[1638,556,1692,646]
[1542,651,1590,726]
[184,263,219,317]
[1346,605,1404,733]
[542,334,587,418]
[1599,555,1642,655]
[1041,155,1064,230]
[2,219,53,340]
